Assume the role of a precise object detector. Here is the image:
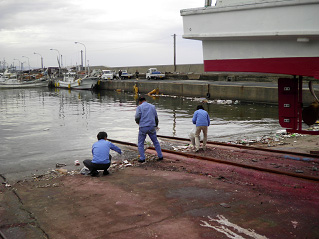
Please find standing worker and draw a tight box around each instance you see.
[192,105,210,151]
[135,69,139,80]
[118,70,122,80]
[135,96,163,163]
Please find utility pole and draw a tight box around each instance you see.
[173,33,176,72]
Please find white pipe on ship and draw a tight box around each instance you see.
[205,0,212,7]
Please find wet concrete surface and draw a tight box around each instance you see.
[1,136,319,239]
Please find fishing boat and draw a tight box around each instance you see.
[0,79,47,88]
[55,72,99,90]
[0,70,47,88]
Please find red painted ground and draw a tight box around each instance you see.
[1,136,319,239]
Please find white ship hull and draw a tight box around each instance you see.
[0,79,47,88]
[56,77,99,90]
[181,0,319,78]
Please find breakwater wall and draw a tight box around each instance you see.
[98,80,315,105]
[92,64,205,74]
[91,64,300,82]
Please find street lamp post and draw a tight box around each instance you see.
[34,52,44,71]
[13,58,21,71]
[22,56,31,80]
[21,62,27,71]
[50,48,61,75]
[22,56,30,71]
[75,41,87,75]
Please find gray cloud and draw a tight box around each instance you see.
[0,0,208,68]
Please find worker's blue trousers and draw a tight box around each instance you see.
[138,126,163,161]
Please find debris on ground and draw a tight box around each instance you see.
[227,130,309,148]
[2,182,11,187]
[56,168,68,174]
[219,203,231,208]
[56,163,67,168]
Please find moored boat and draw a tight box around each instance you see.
[0,80,47,88]
[55,73,100,90]
[0,70,47,88]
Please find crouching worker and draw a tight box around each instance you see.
[83,131,122,177]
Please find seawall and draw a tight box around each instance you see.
[91,64,291,81]
[97,79,316,105]
[92,64,204,75]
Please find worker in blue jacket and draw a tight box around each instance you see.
[135,96,163,163]
[83,131,121,177]
[192,105,210,151]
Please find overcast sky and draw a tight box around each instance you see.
[0,0,216,69]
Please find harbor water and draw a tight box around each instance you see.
[0,88,281,182]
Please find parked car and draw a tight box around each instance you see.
[146,68,165,80]
[116,70,133,79]
[101,70,115,80]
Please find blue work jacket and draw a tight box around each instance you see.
[92,139,121,164]
[135,101,159,128]
[192,109,210,126]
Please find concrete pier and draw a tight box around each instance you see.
[97,79,316,105]
[2,136,319,239]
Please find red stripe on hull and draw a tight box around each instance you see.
[204,57,319,79]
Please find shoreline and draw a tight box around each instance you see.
[1,132,318,184]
